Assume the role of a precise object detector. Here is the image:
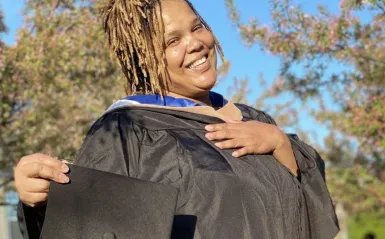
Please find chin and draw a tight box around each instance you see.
[194,70,217,90]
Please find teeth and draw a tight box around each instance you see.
[189,56,207,69]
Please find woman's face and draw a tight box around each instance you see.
[160,0,217,99]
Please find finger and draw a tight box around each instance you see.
[206,122,247,132]
[24,178,51,193]
[61,160,72,164]
[206,129,242,140]
[223,117,243,123]
[205,123,228,132]
[19,153,69,173]
[20,192,48,207]
[232,147,252,158]
[20,162,69,183]
[215,138,244,149]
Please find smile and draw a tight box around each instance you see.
[188,56,207,69]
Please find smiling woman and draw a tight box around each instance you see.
[14,0,339,238]
[103,0,224,104]
[160,0,220,103]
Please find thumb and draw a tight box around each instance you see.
[227,119,242,123]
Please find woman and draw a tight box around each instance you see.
[14,0,339,238]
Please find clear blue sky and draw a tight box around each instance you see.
[1,0,342,145]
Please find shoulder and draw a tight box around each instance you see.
[287,134,326,180]
[88,106,156,133]
[234,103,277,125]
[74,109,142,170]
[86,109,135,137]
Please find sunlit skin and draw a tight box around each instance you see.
[14,0,298,208]
[161,0,217,105]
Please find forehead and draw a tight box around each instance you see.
[159,0,197,27]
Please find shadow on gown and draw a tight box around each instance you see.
[171,215,197,239]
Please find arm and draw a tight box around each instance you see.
[73,111,136,175]
[17,203,46,239]
[255,109,339,237]
[17,111,138,239]
[207,105,339,237]
[19,110,179,239]
[289,136,339,238]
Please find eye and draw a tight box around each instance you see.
[193,23,203,32]
[167,38,180,47]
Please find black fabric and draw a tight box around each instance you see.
[17,203,46,239]
[170,215,197,239]
[18,104,339,239]
[39,164,177,239]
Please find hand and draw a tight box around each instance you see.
[205,121,298,176]
[14,153,70,207]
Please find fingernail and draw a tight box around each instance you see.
[60,174,70,183]
[215,143,221,148]
[205,133,211,139]
[61,164,69,173]
[232,152,239,157]
[205,125,213,131]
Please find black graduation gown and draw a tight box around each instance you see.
[18,103,339,239]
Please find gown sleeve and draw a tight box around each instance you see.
[240,105,339,238]
[17,110,178,239]
[289,136,340,238]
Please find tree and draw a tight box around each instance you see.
[0,8,6,34]
[225,0,385,217]
[0,0,124,177]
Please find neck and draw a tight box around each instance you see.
[166,92,212,106]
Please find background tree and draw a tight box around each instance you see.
[225,0,385,219]
[0,8,6,33]
[0,0,124,182]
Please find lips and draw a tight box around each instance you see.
[186,53,209,68]
[186,53,211,73]
[188,56,207,69]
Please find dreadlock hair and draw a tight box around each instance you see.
[101,0,225,95]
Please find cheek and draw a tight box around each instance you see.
[202,31,215,48]
[166,47,185,70]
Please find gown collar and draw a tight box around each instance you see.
[106,91,242,122]
[124,91,227,108]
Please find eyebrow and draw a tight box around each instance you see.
[164,17,201,38]
[164,29,179,39]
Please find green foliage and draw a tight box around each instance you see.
[226,0,385,216]
[0,0,124,170]
[0,8,6,34]
[348,213,385,239]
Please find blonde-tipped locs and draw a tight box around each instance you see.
[101,0,225,95]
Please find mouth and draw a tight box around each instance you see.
[186,53,210,72]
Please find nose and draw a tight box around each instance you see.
[185,36,204,54]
